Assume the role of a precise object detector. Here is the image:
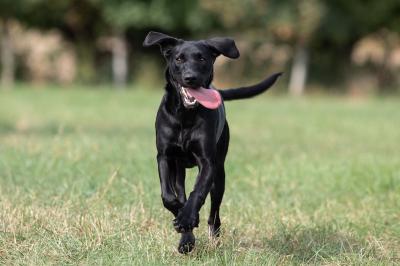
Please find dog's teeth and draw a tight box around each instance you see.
[180,86,197,108]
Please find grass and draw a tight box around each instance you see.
[0,87,399,265]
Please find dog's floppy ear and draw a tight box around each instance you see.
[143,31,180,57]
[205,37,240,59]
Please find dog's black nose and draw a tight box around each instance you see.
[183,74,197,85]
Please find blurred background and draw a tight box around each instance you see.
[0,0,400,95]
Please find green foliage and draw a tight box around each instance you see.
[319,0,400,44]
[1,0,400,88]
[91,0,215,32]
[0,0,29,19]
[0,0,69,28]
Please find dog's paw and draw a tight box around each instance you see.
[173,209,199,233]
[178,232,195,254]
[208,224,221,239]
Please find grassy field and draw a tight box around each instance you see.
[0,88,399,265]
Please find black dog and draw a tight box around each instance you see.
[143,31,281,253]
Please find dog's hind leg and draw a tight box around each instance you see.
[208,164,225,238]
[208,123,229,238]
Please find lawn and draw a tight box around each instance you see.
[0,88,399,265]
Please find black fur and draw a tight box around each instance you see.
[143,31,281,254]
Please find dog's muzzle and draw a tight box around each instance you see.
[180,86,198,108]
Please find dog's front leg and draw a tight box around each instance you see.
[158,155,196,254]
[157,154,183,216]
[174,156,215,233]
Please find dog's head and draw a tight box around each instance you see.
[143,31,239,109]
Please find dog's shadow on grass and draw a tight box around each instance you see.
[262,224,378,263]
[193,223,382,263]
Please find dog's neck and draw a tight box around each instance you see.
[164,69,186,114]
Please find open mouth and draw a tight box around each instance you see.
[180,86,198,108]
[179,85,222,110]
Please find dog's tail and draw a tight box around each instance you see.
[218,72,282,101]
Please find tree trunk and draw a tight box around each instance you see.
[289,43,309,96]
[376,36,394,93]
[76,40,96,84]
[1,18,15,89]
[111,33,128,88]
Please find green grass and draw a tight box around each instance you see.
[0,88,399,265]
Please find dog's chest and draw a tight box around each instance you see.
[168,123,194,151]
[156,122,197,167]
[156,113,195,151]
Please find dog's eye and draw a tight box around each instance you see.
[175,56,183,62]
[199,56,205,61]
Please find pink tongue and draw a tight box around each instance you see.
[185,87,222,109]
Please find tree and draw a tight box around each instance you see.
[199,0,324,95]
[1,0,102,85]
[257,0,323,96]
[0,0,28,88]
[29,0,102,83]
[318,0,400,91]
[93,0,214,87]
[0,18,14,89]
